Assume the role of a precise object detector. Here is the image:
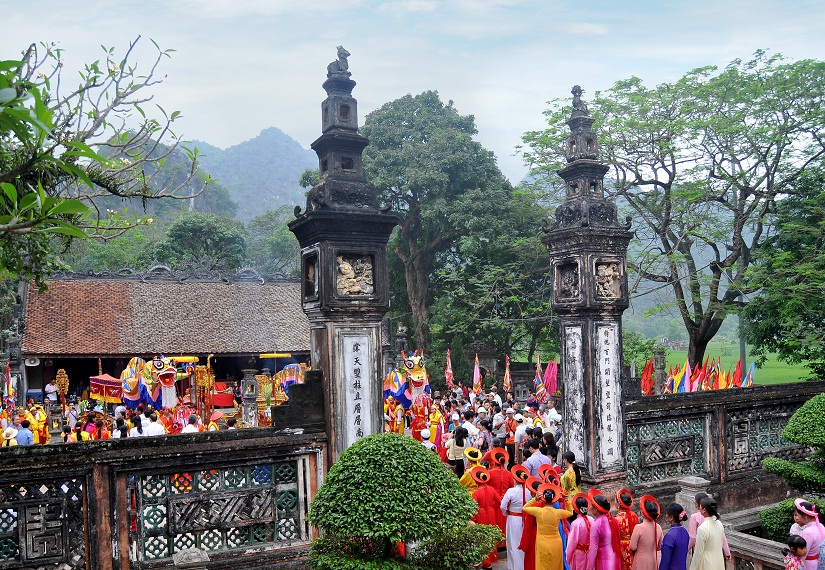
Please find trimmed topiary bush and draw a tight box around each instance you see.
[763,393,825,494]
[307,432,500,570]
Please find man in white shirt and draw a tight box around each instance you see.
[513,414,529,463]
[181,415,200,433]
[492,404,506,440]
[144,413,167,436]
[44,379,58,404]
[489,386,502,408]
[460,410,479,437]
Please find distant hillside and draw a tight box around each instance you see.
[194,127,317,222]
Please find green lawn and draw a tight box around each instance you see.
[665,343,811,385]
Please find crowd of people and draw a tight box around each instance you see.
[386,383,825,570]
[0,398,239,445]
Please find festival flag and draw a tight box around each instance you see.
[503,354,512,393]
[472,354,481,394]
[689,363,700,392]
[707,358,719,390]
[673,360,688,393]
[729,359,741,388]
[640,358,655,396]
[445,349,455,389]
[534,354,547,403]
[543,359,558,395]
[4,363,12,406]
[742,361,756,387]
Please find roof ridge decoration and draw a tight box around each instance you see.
[48,265,297,284]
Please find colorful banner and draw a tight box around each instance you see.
[445,349,455,389]
[89,374,122,403]
[503,354,512,393]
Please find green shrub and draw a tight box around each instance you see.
[409,523,502,570]
[764,393,825,493]
[783,394,825,447]
[307,432,482,570]
[760,498,796,543]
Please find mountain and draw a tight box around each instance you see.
[194,127,317,222]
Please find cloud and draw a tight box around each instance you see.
[567,22,609,35]
[378,0,438,12]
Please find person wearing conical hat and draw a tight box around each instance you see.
[485,447,512,544]
[630,495,663,570]
[1,427,18,447]
[588,489,622,570]
[501,465,531,570]
[616,488,640,570]
[470,466,500,570]
[522,482,573,570]
[566,492,594,570]
[459,447,483,494]
[208,411,223,431]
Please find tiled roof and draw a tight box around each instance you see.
[22,279,310,356]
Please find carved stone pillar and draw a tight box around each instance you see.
[48,402,64,444]
[240,369,259,428]
[543,86,633,492]
[653,349,667,395]
[289,48,398,462]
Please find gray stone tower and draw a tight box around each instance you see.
[543,86,632,488]
[289,47,398,461]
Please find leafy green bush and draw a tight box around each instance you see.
[760,498,797,543]
[763,393,825,493]
[782,394,825,447]
[409,523,502,570]
[308,432,489,570]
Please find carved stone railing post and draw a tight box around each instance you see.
[241,369,259,428]
[675,475,710,518]
[48,401,64,443]
[653,348,666,395]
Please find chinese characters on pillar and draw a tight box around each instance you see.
[562,325,587,468]
[342,334,373,449]
[596,323,623,471]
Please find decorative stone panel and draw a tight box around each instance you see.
[626,416,708,485]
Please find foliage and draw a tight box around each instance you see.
[153,213,246,271]
[763,394,825,494]
[0,38,207,288]
[622,331,659,371]
[64,227,158,272]
[409,523,502,570]
[521,51,825,366]
[361,91,512,354]
[307,433,482,569]
[430,185,557,377]
[743,166,825,377]
[245,206,300,277]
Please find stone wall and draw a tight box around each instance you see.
[624,380,824,511]
[0,429,326,570]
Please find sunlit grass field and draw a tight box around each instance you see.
[664,342,812,385]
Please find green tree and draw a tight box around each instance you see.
[246,205,300,277]
[431,185,557,373]
[0,38,208,288]
[742,166,825,376]
[361,91,512,354]
[154,213,246,271]
[521,52,825,365]
[307,432,500,570]
[762,393,825,494]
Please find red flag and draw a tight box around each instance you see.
[731,358,742,388]
[445,349,455,389]
[472,354,481,394]
[640,359,655,396]
[503,354,512,392]
[543,359,558,395]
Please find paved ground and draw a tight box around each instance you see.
[491,548,508,569]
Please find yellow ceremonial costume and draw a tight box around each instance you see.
[522,488,574,570]
[560,465,581,497]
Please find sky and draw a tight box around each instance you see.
[5,0,825,183]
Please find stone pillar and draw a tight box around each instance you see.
[240,369,259,428]
[289,48,398,462]
[675,476,710,518]
[543,86,633,492]
[48,402,64,444]
[654,349,666,395]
